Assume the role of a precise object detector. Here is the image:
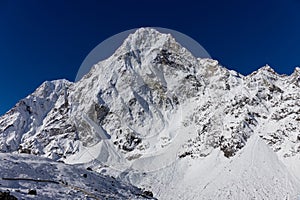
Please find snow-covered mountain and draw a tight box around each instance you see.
[1,27,300,199]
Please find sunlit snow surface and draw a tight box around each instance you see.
[0,153,152,199]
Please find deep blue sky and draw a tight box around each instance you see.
[1,0,300,115]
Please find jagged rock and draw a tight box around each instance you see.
[28,189,37,195]
[0,191,18,200]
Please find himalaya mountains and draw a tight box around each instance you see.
[0,28,300,199]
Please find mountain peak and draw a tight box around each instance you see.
[292,66,300,76]
[259,64,277,74]
[248,64,279,80]
[125,27,174,46]
[114,27,182,57]
[130,27,170,39]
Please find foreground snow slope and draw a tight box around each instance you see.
[0,153,154,200]
[1,27,300,199]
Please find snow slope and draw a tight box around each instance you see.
[0,153,154,199]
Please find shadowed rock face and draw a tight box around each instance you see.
[0,191,18,200]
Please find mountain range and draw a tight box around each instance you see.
[0,27,300,199]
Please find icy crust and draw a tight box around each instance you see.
[1,27,300,199]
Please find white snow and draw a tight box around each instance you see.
[0,153,152,199]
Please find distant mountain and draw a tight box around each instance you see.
[0,28,300,199]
